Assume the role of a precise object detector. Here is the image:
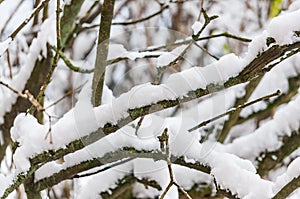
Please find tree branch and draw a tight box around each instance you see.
[217,76,263,143]
[112,4,169,25]
[257,130,300,177]
[188,90,280,132]
[92,0,116,106]
[3,40,300,199]
[33,148,209,192]
[236,75,300,125]
[30,41,300,166]
[273,176,300,199]
[9,0,50,40]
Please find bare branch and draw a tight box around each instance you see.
[50,45,94,73]
[112,4,169,25]
[188,90,281,132]
[9,0,50,40]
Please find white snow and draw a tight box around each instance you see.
[209,153,274,199]
[274,157,300,194]
[0,15,56,126]
[191,21,203,35]
[76,162,132,199]
[244,31,268,62]
[157,45,188,67]
[223,93,300,161]
[166,53,244,96]
[0,174,10,197]
[108,43,165,62]
[3,3,300,199]
[32,107,275,198]
[267,9,300,45]
[9,8,291,175]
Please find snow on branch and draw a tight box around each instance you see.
[222,92,300,161]
[273,157,300,198]
[0,16,56,125]
[2,5,300,199]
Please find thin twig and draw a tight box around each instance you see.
[114,0,130,16]
[174,182,192,199]
[197,0,205,21]
[0,81,27,98]
[80,0,99,22]
[192,8,218,39]
[107,54,160,65]
[160,182,173,199]
[195,32,252,43]
[34,0,62,108]
[158,128,192,199]
[134,116,145,135]
[0,0,23,37]
[44,114,53,144]
[154,42,193,85]
[6,49,13,79]
[9,0,50,40]
[44,81,87,110]
[112,4,169,25]
[193,41,219,60]
[83,3,168,29]
[139,33,251,52]
[56,0,61,49]
[73,158,133,178]
[188,90,281,132]
[50,45,94,73]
